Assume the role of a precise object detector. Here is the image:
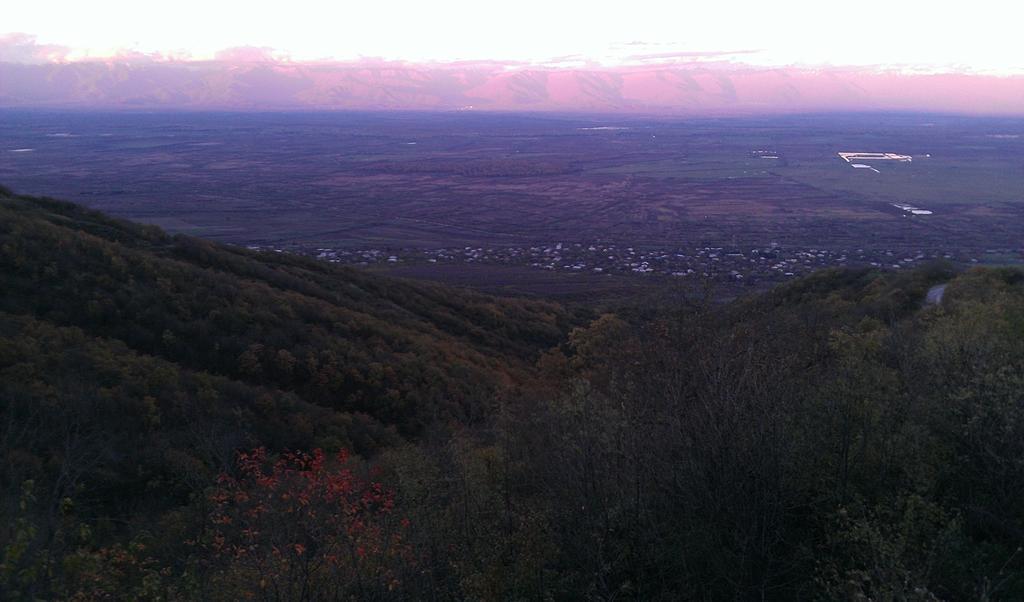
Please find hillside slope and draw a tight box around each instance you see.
[0,188,589,598]
[0,188,583,434]
[4,187,1024,599]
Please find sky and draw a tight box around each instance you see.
[5,0,1023,72]
[2,0,1023,113]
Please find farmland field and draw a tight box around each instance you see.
[2,110,1022,297]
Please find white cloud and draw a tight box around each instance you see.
[3,0,1022,73]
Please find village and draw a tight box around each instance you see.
[244,241,1016,286]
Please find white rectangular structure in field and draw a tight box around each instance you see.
[838,152,913,163]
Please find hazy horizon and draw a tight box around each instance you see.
[3,54,1022,115]
[4,0,1023,115]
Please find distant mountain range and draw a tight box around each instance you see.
[3,60,1022,114]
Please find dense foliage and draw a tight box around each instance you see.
[2,190,1023,599]
[202,448,411,600]
[0,191,579,433]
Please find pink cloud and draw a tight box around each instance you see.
[0,33,71,64]
[623,49,762,63]
[214,46,283,63]
[0,44,1021,115]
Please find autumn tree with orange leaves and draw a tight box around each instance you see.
[201,448,412,601]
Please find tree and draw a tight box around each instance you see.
[201,448,412,601]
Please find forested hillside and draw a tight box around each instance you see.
[0,189,581,598]
[0,189,582,433]
[2,189,1023,599]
